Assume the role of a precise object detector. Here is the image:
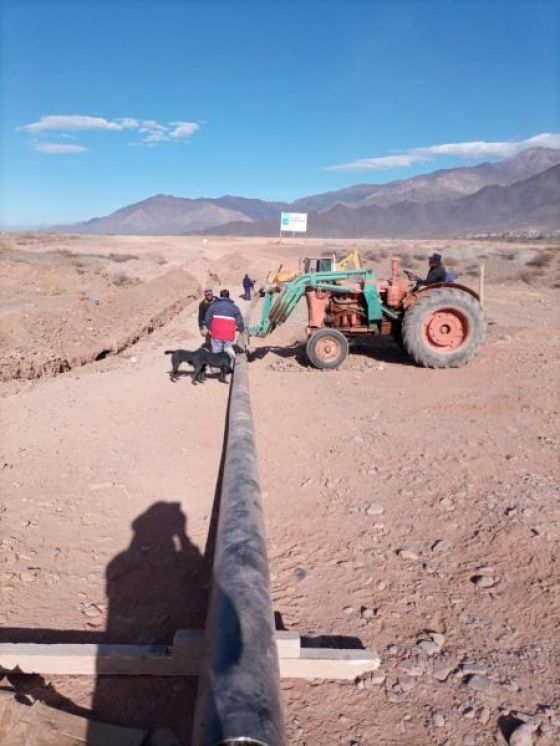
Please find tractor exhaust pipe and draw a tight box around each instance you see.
[191,351,285,746]
[386,255,404,307]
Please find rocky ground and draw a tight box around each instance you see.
[1,233,559,745]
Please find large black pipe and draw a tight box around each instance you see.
[192,349,285,746]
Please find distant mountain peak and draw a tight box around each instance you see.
[51,147,560,237]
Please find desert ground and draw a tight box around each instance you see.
[1,232,559,745]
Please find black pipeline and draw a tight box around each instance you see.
[192,350,285,746]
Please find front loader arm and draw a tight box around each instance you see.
[248,268,372,338]
[249,277,306,337]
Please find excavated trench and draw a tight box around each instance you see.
[0,296,198,382]
[0,269,200,383]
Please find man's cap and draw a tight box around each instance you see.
[204,287,213,293]
[429,253,442,263]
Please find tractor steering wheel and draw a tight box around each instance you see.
[404,268,421,282]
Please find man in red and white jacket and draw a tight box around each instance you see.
[204,289,244,365]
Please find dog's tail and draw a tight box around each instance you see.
[164,350,174,355]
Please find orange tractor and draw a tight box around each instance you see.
[249,253,486,369]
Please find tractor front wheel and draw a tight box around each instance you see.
[402,288,486,368]
[306,328,349,370]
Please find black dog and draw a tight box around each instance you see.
[165,348,233,384]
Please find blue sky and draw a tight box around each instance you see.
[1,0,559,225]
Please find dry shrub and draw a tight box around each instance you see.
[445,256,459,267]
[465,263,479,277]
[107,253,139,263]
[47,249,138,263]
[47,248,78,258]
[361,250,379,262]
[398,251,414,266]
[111,272,137,287]
[519,271,536,284]
[525,251,555,268]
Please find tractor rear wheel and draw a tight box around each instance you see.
[306,328,349,369]
[402,288,486,368]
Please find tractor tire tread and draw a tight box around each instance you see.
[402,288,486,368]
[306,328,349,370]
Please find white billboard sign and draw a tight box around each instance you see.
[280,212,308,233]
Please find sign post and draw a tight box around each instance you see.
[280,212,308,249]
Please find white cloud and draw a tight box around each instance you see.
[115,117,140,130]
[522,132,560,149]
[139,120,170,143]
[169,122,200,139]
[22,115,133,134]
[329,153,431,171]
[34,143,88,154]
[20,113,201,151]
[326,132,560,172]
[423,140,519,158]
[136,120,199,144]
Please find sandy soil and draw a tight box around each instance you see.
[1,233,559,745]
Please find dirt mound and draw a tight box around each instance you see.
[211,251,260,287]
[0,268,200,382]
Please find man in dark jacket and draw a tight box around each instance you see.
[204,289,244,365]
[242,274,255,300]
[418,253,447,286]
[198,287,215,348]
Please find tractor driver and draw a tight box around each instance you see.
[417,253,447,286]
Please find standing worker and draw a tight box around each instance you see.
[204,289,244,366]
[242,273,255,300]
[198,287,215,349]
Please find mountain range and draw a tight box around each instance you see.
[54,147,560,237]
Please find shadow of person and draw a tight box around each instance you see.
[106,502,208,644]
[89,501,209,744]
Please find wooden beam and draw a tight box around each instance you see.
[0,641,189,677]
[282,648,380,680]
[172,629,301,658]
[273,630,302,659]
[0,631,379,680]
